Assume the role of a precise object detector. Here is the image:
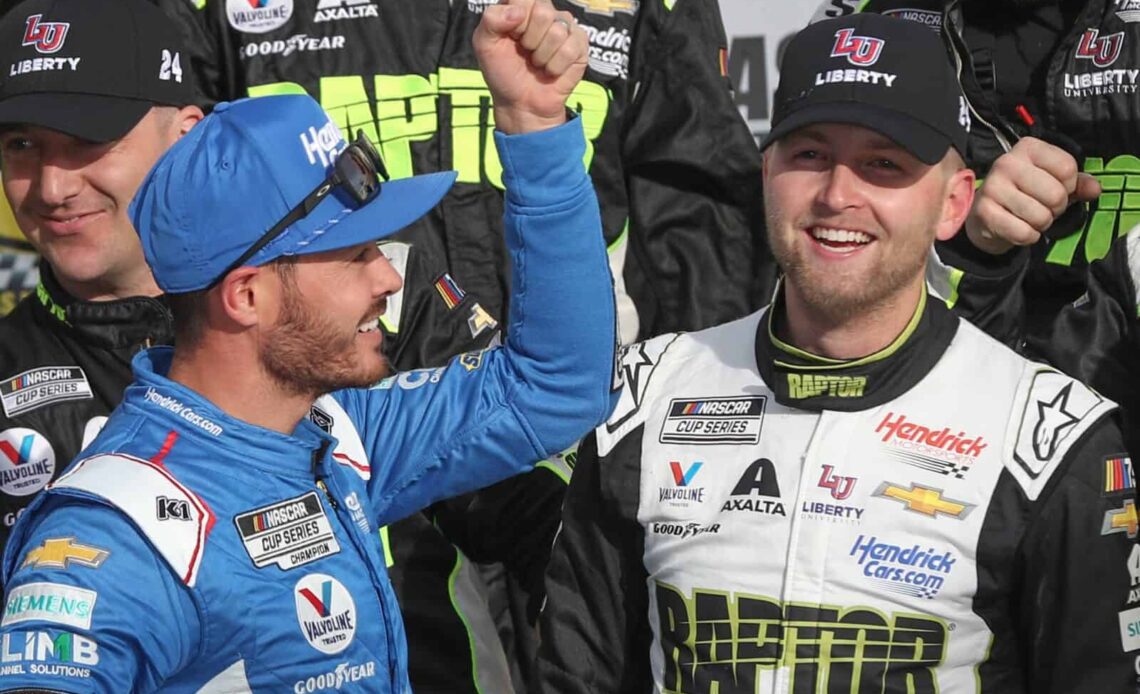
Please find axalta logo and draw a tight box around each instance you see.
[786,373,866,399]
[566,0,638,16]
[294,660,377,693]
[849,535,955,599]
[295,574,356,654]
[227,0,294,34]
[1076,29,1124,68]
[723,459,786,516]
[300,119,346,168]
[655,582,947,693]
[21,14,68,54]
[314,0,377,22]
[876,412,987,461]
[830,28,884,66]
[0,428,54,497]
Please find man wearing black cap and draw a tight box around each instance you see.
[536,14,1138,693]
[0,0,202,564]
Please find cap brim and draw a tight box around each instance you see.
[257,170,459,262]
[760,102,953,166]
[0,92,152,142]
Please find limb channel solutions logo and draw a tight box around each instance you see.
[659,396,766,445]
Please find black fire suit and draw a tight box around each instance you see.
[817,0,1140,343]
[537,288,1140,693]
[154,1,773,690]
[0,265,173,557]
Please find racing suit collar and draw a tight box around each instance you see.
[127,346,334,478]
[35,262,175,351]
[754,283,959,412]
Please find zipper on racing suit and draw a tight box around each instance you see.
[311,440,339,510]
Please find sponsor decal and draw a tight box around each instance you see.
[1033,383,1081,460]
[849,535,954,599]
[606,338,676,434]
[566,0,638,16]
[873,482,975,520]
[226,0,294,34]
[1117,0,1140,22]
[235,492,341,570]
[0,428,54,497]
[1063,67,1139,97]
[156,496,193,522]
[467,303,498,339]
[786,373,867,399]
[21,14,68,54]
[659,396,766,445]
[582,22,631,79]
[3,508,24,529]
[143,388,224,437]
[722,458,786,516]
[377,367,446,392]
[299,118,345,168]
[655,582,946,692]
[308,405,333,434]
[830,28,884,66]
[814,67,897,87]
[295,574,356,654]
[343,492,370,534]
[294,660,377,693]
[651,521,721,539]
[877,411,986,479]
[3,583,96,630]
[817,465,856,500]
[458,350,486,372]
[314,0,378,22]
[466,0,498,13]
[21,538,108,571]
[1103,499,1139,540]
[240,34,346,59]
[434,273,465,310]
[1076,29,1124,68]
[659,461,705,507]
[1,366,91,418]
[0,630,98,679]
[882,8,942,29]
[1121,606,1140,652]
[1128,544,1140,604]
[1105,455,1136,496]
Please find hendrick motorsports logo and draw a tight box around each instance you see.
[295,574,356,654]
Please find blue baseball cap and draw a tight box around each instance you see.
[130,94,457,293]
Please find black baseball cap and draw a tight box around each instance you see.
[0,0,195,143]
[761,14,968,165]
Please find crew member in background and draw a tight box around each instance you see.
[154,0,773,689]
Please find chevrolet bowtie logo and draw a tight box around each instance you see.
[1102,499,1139,539]
[22,537,110,570]
[873,482,976,520]
[566,0,638,16]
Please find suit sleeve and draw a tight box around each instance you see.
[620,0,776,338]
[534,430,653,694]
[0,496,199,693]
[1017,415,1140,693]
[334,117,619,527]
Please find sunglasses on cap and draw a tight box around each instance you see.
[208,130,390,289]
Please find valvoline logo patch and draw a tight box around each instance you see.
[294,573,356,654]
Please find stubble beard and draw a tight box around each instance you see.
[260,284,390,398]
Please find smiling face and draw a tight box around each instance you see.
[0,106,199,301]
[762,122,972,323]
[259,241,403,397]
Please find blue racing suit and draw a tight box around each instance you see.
[0,118,618,693]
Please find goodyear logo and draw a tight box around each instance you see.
[872,482,975,520]
[787,373,867,400]
[655,582,946,693]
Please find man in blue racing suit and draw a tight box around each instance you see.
[0,1,617,691]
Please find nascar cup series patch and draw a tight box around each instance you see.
[234,492,341,570]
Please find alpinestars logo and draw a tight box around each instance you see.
[1033,383,1079,460]
[21,15,68,54]
[830,28,884,66]
[1076,29,1124,68]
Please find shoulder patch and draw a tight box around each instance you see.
[0,366,92,418]
[1008,369,1115,498]
[599,333,681,454]
[312,394,371,480]
[49,453,214,587]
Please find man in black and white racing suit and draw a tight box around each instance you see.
[536,13,1140,694]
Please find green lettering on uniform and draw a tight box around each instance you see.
[1048,155,1140,266]
[375,74,438,180]
[315,75,382,153]
[247,81,307,98]
[439,67,498,186]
